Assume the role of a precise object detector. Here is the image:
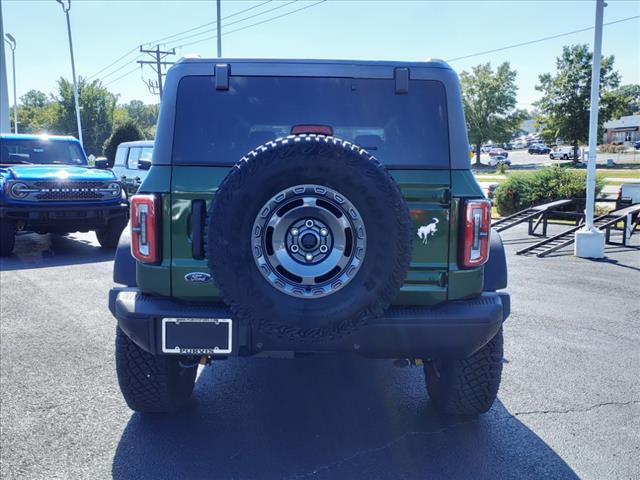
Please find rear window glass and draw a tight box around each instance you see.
[173,76,449,168]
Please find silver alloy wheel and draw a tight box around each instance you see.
[252,184,366,298]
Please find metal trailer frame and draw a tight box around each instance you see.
[491,199,573,236]
[516,204,640,257]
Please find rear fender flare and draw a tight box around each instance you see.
[113,223,136,287]
[484,228,507,292]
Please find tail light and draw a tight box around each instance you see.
[130,194,160,264]
[460,199,491,268]
[291,124,333,136]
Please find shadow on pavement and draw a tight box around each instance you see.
[0,232,115,271]
[113,354,578,480]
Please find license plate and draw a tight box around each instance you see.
[162,318,232,355]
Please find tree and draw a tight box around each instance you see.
[124,100,159,136]
[535,44,621,160]
[54,77,119,156]
[460,62,525,166]
[14,90,59,133]
[603,84,640,118]
[110,100,159,139]
[103,120,144,167]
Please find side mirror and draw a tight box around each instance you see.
[138,158,151,171]
[94,158,109,169]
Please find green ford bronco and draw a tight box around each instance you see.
[108,58,510,415]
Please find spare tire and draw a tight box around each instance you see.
[207,135,411,342]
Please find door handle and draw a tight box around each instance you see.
[191,200,206,259]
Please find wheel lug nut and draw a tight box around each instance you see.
[291,228,299,236]
[305,220,314,228]
[305,253,313,261]
[291,245,299,253]
[320,228,328,236]
[319,245,328,253]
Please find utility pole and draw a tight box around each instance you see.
[216,0,222,57]
[575,0,606,259]
[4,33,17,133]
[137,45,175,99]
[56,0,83,147]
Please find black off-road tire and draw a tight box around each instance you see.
[96,216,127,249]
[0,219,16,256]
[424,328,503,416]
[207,134,412,343]
[115,327,197,413]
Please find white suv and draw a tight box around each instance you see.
[550,146,580,160]
[112,140,154,196]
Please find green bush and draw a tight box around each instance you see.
[493,166,605,216]
[598,144,626,154]
[102,120,144,167]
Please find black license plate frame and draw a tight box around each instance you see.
[161,318,232,355]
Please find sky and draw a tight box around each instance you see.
[2,0,639,109]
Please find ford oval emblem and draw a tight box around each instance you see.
[184,272,212,283]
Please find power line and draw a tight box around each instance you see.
[99,1,323,91]
[144,0,274,47]
[446,15,640,62]
[170,0,298,49]
[87,46,139,80]
[98,53,144,81]
[86,0,285,83]
[176,0,327,50]
[222,0,326,38]
[103,65,140,87]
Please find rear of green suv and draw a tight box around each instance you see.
[109,58,510,415]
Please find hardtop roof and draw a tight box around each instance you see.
[117,140,154,148]
[0,133,79,143]
[174,57,452,70]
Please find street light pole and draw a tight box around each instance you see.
[56,0,83,147]
[575,0,606,259]
[216,0,222,57]
[4,34,17,133]
[0,3,10,134]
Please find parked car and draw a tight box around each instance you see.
[528,143,551,154]
[511,141,527,149]
[549,146,580,160]
[488,154,511,167]
[489,147,508,158]
[616,183,640,209]
[111,140,154,196]
[634,140,640,150]
[109,57,510,416]
[0,134,128,256]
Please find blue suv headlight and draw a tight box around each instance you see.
[105,182,122,197]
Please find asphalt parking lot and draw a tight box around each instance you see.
[1,226,638,479]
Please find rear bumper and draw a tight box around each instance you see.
[0,202,128,229]
[109,288,510,359]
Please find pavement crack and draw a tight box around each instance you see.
[511,399,640,417]
[291,400,640,478]
[290,418,479,479]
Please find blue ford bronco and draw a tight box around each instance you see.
[0,134,128,255]
[109,58,510,416]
